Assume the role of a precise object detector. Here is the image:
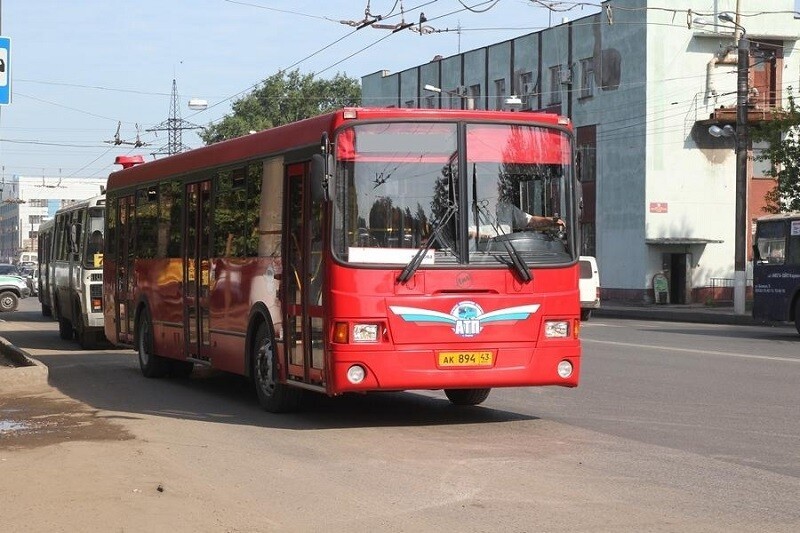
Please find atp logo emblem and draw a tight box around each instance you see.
[389,301,541,338]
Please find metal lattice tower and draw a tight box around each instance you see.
[147,79,202,157]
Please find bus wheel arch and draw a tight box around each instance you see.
[250,315,302,413]
[54,295,73,340]
[244,304,274,380]
[135,302,169,378]
[74,297,92,349]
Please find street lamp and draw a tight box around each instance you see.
[423,84,475,110]
[188,98,208,111]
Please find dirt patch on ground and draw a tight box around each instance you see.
[0,392,134,449]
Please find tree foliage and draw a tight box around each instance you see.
[200,69,361,144]
[751,88,800,213]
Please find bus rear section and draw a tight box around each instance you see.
[103,108,581,412]
[752,213,800,333]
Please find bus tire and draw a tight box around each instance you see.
[444,388,491,406]
[137,309,169,378]
[75,305,94,349]
[58,317,74,340]
[170,359,194,379]
[41,304,52,317]
[252,323,302,413]
[580,309,592,321]
[0,291,18,312]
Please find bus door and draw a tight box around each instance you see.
[284,163,325,386]
[115,195,136,344]
[184,180,212,362]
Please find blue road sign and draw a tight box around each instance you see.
[0,36,10,105]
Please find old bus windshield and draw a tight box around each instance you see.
[332,121,573,267]
[84,208,104,268]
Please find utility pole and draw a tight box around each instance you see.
[147,79,201,156]
[733,34,750,315]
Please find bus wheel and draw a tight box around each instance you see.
[253,323,301,413]
[137,310,169,378]
[170,360,194,379]
[41,304,52,317]
[444,388,491,406]
[580,309,592,321]
[0,291,18,312]
[75,307,93,349]
[58,317,74,340]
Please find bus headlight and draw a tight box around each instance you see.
[544,320,569,338]
[353,324,379,342]
[557,360,573,378]
[347,365,366,384]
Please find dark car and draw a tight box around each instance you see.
[0,263,20,275]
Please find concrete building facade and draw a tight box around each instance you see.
[0,176,106,264]
[361,0,800,304]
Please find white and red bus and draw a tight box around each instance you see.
[104,108,581,412]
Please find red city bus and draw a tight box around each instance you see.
[104,107,581,412]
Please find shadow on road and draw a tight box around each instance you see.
[30,351,536,432]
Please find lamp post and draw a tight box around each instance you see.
[423,84,475,110]
[718,11,750,316]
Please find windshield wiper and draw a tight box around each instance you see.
[472,164,531,282]
[397,200,456,284]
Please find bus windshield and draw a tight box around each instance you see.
[84,209,104,268]
[332,121,573,267]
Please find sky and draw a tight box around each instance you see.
[0,0,605,181]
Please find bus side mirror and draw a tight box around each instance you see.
[311,132,334,202]
[311,154,327,202]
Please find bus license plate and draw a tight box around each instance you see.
[438,351,493,367]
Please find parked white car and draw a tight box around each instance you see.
[579,256,600,321]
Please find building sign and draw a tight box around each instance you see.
[0,36,10,105]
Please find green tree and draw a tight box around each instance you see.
[200,69,361,144]
[751,88,800,213]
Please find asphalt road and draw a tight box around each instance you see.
[1,297,799,532]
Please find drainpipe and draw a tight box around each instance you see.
[706,55,719,101]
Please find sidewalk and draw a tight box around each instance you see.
[593,301,773,327]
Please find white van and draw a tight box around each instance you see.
[18,251,37,266]
[579,256,600,320]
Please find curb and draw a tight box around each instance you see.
[592,308,767,327]
[0,337,49,393]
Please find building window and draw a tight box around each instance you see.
[752,140,774,178]
[519,71,535,109]
[494,78,506,110]
[549,65,562,105]
[580,58,595,99]
[468,84,481,110]
[578,144,596,182]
